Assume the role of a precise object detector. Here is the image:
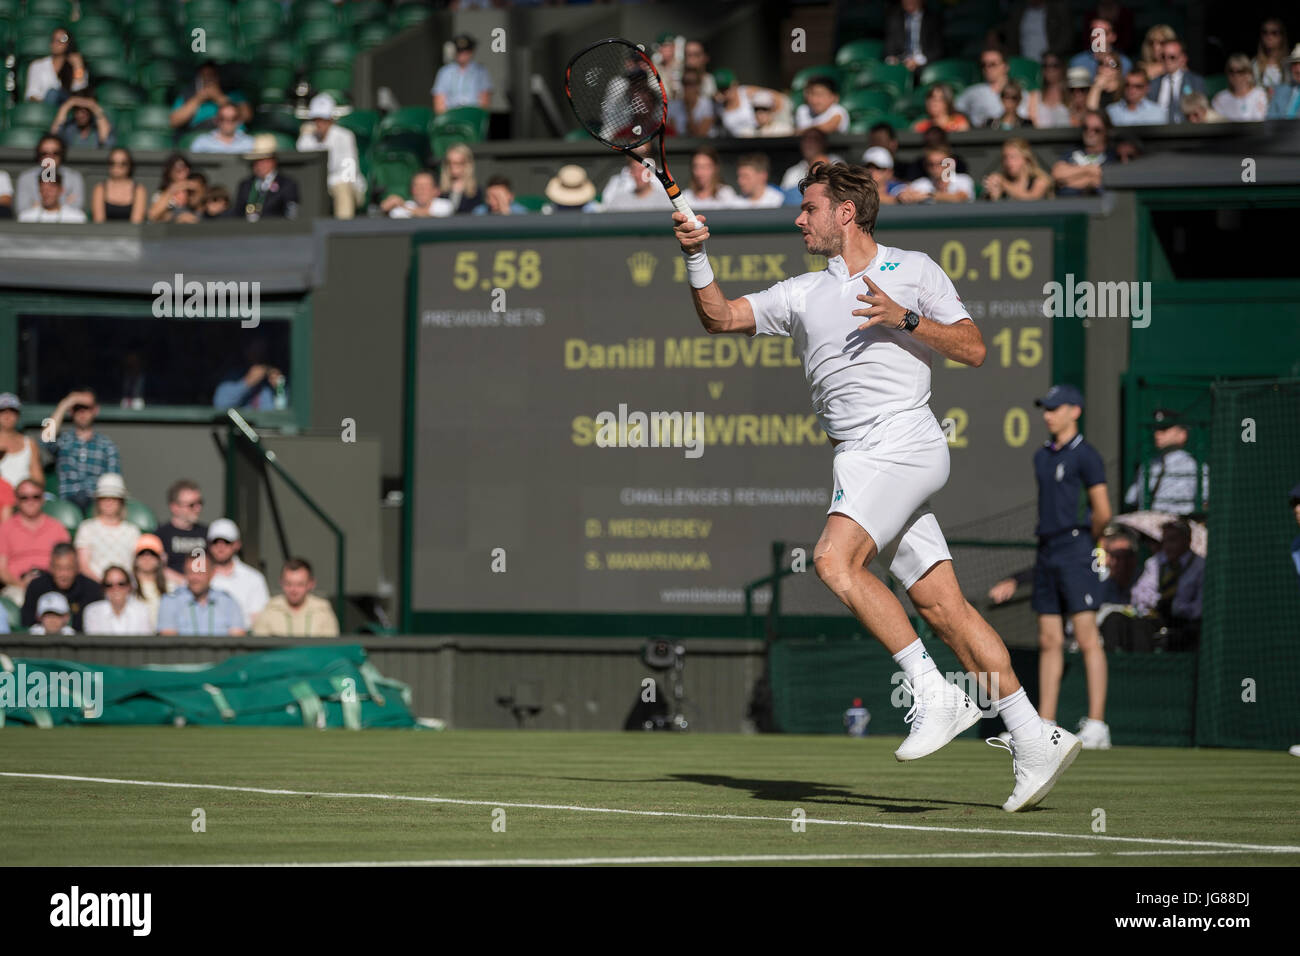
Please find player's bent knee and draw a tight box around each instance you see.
[813,550,855,597]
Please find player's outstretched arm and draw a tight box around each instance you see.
[672,212,756,335]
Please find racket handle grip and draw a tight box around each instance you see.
[670,192,699,231]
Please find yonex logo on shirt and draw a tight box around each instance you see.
[833,489,844,503]
[880,262,900,271]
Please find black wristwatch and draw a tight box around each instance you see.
[898,309,920,333]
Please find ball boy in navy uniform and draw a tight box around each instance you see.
[1030,384,1113,749]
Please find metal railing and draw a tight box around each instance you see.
[221,410,346,624]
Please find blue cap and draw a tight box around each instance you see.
[1035,384,1084,409]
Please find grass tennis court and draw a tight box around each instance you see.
[1,728,1296,866]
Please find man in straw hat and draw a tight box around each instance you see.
[233,134,300,221]
[1266,43,1300,118]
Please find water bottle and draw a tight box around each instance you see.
[273,377,288,410]
[844,697,870,737]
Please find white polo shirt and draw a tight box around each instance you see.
[743,245,970,440]
[210,557,271,629]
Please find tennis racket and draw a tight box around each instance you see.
[563,37,698,229]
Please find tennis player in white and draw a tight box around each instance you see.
[673,161,1080,811]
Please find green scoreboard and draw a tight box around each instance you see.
[406,216,1082,630]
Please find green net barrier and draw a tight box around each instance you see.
[1197,379,1300,748]
[0,645,418,729]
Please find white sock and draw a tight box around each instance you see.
[893,639,940,686]
[996,688,1045,743]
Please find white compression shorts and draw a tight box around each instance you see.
[826,406,954,589]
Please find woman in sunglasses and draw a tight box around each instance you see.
[24,26,88,104]
[131,535,174,628]
[1252,19,1288,92]
[93,148,147,223]
[82,564,153,635]
[1213,53,1270,121]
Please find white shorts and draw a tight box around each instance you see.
[826,407,953,589]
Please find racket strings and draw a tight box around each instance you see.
[568,43,666,147]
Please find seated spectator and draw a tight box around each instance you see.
[683,40,718,99]
[42,388,121,511]
[157,551,245,636]
[982,138,1052,200]
[1113,519,1203,651]
[1051,110,1113,196]
[543,164,598,212]
[74,474,141,584]
[431,33,493,114]
[1149,39,1205,124]
[92,148,147,223]
[896,127,968,180]
[384,170,454,219]
[1266,45,1300,118]
[1089,0,1136,54]
[1253,19,1288,92]
[998,0,1072,63]
[912,83,971,133]
[51,92,113,150]
[30,591,76,635]
[714,71,781,138]
[132,534,174,627]
[750,88,795,137]
[21,542,102,631]
[170,61,251,131]
[1180,92,1223,124]
[1068,18,1133,81]
[957,48,1028,128]
[862,146,905,204]
[1084,58,1123,113]
[148,153,201,224]
[598,150,672,212]
[154,479,208,585]
[206,519,270,630]
[83,564,152,635]
[201,185,231,219]
[732,153,784,208]
[1065,66,1094,126]
[0,478,70,605]
[233,136,300,220]
[1029,54,1073,128]
[884,0,943,72]
[1212,56,1269,121]
[779,129,845,190]
[473,175,528,215]
[667,67,716,137]
[867,122,900,166]
[252,558,340,637]
[440,144,482,214]
[794,74,849,135]
[899,145,974,203]
[190,102,255,154]
[990,81,1030,128]
[25,26,89,104]
[1097,528,1139,605]
[15,135,86,214]
[682,146,737,209]
[213,338,287,411]
[1113,133,1144,162]
[1106,69,1165,125]
[296,94,366,220]
[1124,408,1208,515]
[652,32,683,101]
[18,171,86,223]
[0,394,44,489]
[1137,24,1178,82]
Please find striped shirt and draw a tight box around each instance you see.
[1125,448,1209,515]
[45,430,121,508]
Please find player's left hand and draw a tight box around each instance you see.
[852,274,906,330]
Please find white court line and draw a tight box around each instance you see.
[191,849,1273,867]
[3,771,1298,855]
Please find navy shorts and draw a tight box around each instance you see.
[1031,530,1101,616]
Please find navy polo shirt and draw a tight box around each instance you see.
[1034,433,1107,539]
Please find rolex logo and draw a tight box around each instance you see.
[627,251,657,287]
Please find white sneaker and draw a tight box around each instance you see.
[894,675,983,762]
[986,723,1082,812]
[1076,717,1111,750]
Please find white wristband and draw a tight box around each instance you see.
[684,249,714,289]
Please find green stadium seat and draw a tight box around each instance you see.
[312,40,358,69]
[89,57,134,83]
[256,39,299,67]
[337,108,379,145]
[294,0,340,23]
[184,0,235,25]
[393,2,434,30]
[378,105,434,136]
[27,0,72,18]
[177,130,203,150]
[435,105,488,141]
[0,127,46,149]
[239,17,281,45]
[1007,56,1042,92]
[841,88,896,117]
[345,0,389,26]
[94,81,145,109]
[78,34,124,63]
[355,21,393,51]
[872,112,912,132]
[515,194,549,212]
[72,16,122,40]
[1203,74,1228,99]
[9,100,57,129]
[42,499,83,538]
[17,34,55,60]
[0,595,20,633]
[0,0,21,20]
[129,15,173,41]
[252,104,301,135]
[297,18,342,48]
[124,499,157,532]
[919,59,978,92]
[850,61,910,96]
[127,129,177,151]
[430,124,476,160]
[791,64,841,92]
[369,155,420,200]
[17,16,63,43]
[309,67,353,93]
[835,40,884,72]
[193,36,246,64]
[563,127,590,142]
[144,34,183,62]
[137,60,182,103]
[131,103,175,131]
